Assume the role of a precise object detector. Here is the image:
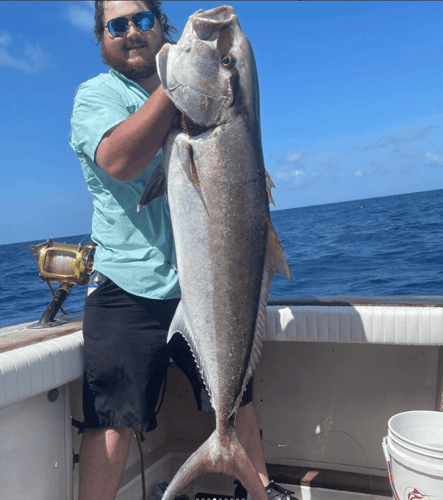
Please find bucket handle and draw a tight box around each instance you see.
[383,437,401,500]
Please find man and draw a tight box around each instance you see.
[70,2,296,500]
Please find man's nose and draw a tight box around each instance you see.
[126,21,141,36]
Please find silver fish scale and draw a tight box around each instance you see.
[168,124,269,421]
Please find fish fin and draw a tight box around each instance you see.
[137,162,166,212]
[168,301,213,401]
[162,425,267,500]
[266,223,292,282]
[235,224,291,413]
[182,143,198,184]
[265,168,275,206]
[184,142,209,215]
[167,300,189,343]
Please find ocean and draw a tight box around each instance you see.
[1,189,441,329]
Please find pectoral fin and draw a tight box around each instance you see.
[137,162,167,212]
[180,142,208,214]
[182,143,200,185]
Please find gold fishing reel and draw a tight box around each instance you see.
[28,239,96,329]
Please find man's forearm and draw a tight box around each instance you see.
[95,85,177,182]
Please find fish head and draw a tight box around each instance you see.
[156,5,260,130]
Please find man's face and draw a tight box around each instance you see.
[101,1,165,81]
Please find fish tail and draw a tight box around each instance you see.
[162,425,267,500]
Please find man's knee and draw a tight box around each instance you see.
[82,426,133,448]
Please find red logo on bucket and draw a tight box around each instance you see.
[406,488,432,500]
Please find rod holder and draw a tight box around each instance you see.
[28,282,73,329]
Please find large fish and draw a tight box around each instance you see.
[139,6,291,500]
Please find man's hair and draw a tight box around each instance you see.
[94,0,178,44]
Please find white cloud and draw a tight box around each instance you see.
[0,31,52,73]
[291,170,304,177]
[425,152,443,167]
[353,147,443,179]
[287,151,303,162]
[350,124,442,178]
[0,32,12,45]
[276,149,306,170]
[387,146,441,173]
[354,127,434,152]
[275,169,314,189]
[275,149,309,189]
[274,149,343,190]
[386,128,434,146]
[65,2,95,33]
[352,164,384,178]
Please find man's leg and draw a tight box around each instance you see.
[236,402,269,487]
[78,426,132,500]
[236,403,298,500]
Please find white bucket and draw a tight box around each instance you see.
[382,411,443,500]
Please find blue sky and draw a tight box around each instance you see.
[1,1,442,244]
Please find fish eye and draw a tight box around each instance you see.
[222,54,235,69]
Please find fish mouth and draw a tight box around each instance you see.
[191,6,236,41]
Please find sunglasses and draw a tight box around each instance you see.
[104,11,155,38]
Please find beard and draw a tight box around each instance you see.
[101,37,163,81]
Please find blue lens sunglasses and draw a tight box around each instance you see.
[104,11,155,38]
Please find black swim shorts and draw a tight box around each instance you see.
[82,273,252,432]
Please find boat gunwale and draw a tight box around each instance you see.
[269,295,443,308]
[1,295,443,354]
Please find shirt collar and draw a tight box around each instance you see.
[109,68,150,97]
